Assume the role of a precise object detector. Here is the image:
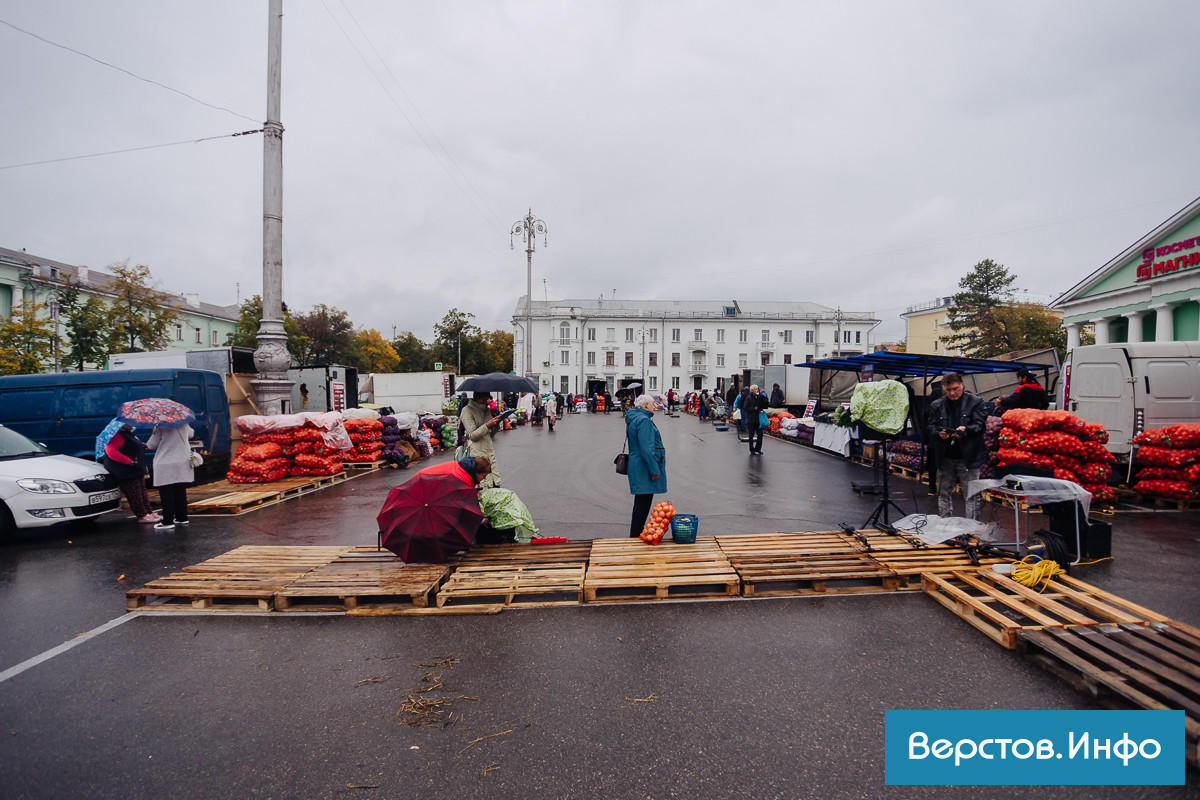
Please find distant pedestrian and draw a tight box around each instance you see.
[604,391,613,414]
[698,391,708,420]
[995,368,1049,411]
[625,394,667,537]
[555,392,565,417]
[733,387,750,433]
[667,389,676,411]
[99,421,160,524]
[147,422,195,530]
[743,384,768,455]
[769,383,784,408]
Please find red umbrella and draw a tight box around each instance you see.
[377,466,484,563]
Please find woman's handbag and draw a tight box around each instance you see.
[614,436,629,475]
[189,450,204,468]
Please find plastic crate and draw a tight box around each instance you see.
[670,514,698,544]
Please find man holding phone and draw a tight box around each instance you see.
[926,372,987,520]
[459,392,507,488]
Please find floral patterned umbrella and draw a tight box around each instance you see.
[116,398,195,429]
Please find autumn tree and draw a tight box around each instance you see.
[391,331,432,372]
[106,262,178,352]
[57,286,113,370]
[472,329,514,374]
[0,302,54,375]
[293,304,356,365]
[355,328,400,373]
[431,309,480,373]
[225,295,305,364]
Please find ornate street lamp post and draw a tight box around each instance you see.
[252,0,293,414]
[511,209,547,379]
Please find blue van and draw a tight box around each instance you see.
[0,369,232,475]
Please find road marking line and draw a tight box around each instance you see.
[0,611,142,684]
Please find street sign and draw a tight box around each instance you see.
[434,362,443,371]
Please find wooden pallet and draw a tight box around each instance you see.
[453,540,593,566]
[868,547,1009,589]
[889,464,926,482]
[1016,622,1200,767]
[437,562,587,609]
[186,473,349,514]
[274,546,450,613]
[127,545,350,611]
[921,569,1172,650]
[583,537,740,602]
[716,532,904,596]
[344,459,386,470]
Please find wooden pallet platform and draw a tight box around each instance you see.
[127,545,350,611]
[868,547,1009,589]
[275,547,450,612]
[715,532,861,558]
[889,464,926,481]
[716,532,903,596]
[921,569,1170,650]
[453,540,593,566]
[583,537,739,603]
[1016,622,1200,767]
[185,472,349,514]
[437,562,587,609]
[344,459,386,471]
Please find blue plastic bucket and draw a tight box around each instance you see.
[670,514,699,544]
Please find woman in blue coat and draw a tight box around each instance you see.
[625,394,667,537]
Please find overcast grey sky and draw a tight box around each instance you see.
[2,1,1198,344]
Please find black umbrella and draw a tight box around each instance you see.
[456,372,539,393]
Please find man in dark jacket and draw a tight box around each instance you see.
[995,369,1049,411]
[769,383,784,408]
[742,384,769,455]
[926,372,988,519]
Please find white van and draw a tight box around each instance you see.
[1060,342,1200,458]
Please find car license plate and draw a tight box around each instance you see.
[89,489,120,505]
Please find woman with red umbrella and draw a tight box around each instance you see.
[377,456,493,563]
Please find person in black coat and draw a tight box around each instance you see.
[995,369,1049,411]
[926,372,988,519]
[742,385,770,455]
[769,383,785,408]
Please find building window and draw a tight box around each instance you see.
[175,324,183,341]
[805,355,814,363]
[560,350,570,365]
[716,329,725,343]
[672,377,680,389]
[805,330,814,344]
[855,331,861,344]
[624,352,634,366]
[212,330,219,346]
[739,354,747,367]
[671,328,681,342]
[783,330,792,344]
[649,352,658,367]
[671,353,680,367]
[843,331,851,344]
[933,340,939,352]
[739,329,748,343]
[649,376,658,390]
[587,351,595,365]
[784,354,792,364]
[625,328,634,342]
[605,352,615,366]
[559,322,571,344]
[761,353,771,365]
[194,328,202,344]
[648,328,657,343]
[693,328,702,341]
[606,328,615,341]
[761,329,770,343]
[933,319,939,330]
[724,307,736,317]
[716,354,725,367]
[587,328,596,341]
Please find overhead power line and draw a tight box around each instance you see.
[0,129,263,171]
[0,17,260,124]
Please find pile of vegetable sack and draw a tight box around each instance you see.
[228,411,351,482]
[227,441,291,484]
[379,416,411,468]
[993,408,1116,503]
[1131,424,1200,503]
[777,416,814,443]
[287,424,346,476]
[767,411,795,434]
[886,437,926,472]
[344,418,385,463]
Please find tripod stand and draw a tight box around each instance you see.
[858,430,905,532]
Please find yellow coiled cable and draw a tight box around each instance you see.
[1010,556,1064,592]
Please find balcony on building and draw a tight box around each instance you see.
[689,363,709,374]
[756,341,776,350]
[687,339,708,352]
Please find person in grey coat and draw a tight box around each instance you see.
[625,394,667,537]
[147,423,195,530]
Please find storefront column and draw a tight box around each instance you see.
[1123,311,1144,343]
[1092,318,1111,345]
[1152,303,1175,342]
[1066,323,1081,350]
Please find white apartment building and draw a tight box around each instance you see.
[512,298,879,396]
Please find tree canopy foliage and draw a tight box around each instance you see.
[107,262,179,353]
[0,302,55,375]
[940,258,1069,359]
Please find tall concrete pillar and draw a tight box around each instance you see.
[1152,303,1175,342]
[1092,318,1110,345]
[1066,323,1081,350]
[1123,311,1144,343]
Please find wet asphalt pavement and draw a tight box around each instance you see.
[1,410,1198,799]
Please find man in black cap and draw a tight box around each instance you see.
[995,368,1049,411]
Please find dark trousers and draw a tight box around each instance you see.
[119,477,152,517]
[158,483,189,524]
[747,424,764,453]
[630,493,654,537]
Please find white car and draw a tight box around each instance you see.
[0,424,121,542]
